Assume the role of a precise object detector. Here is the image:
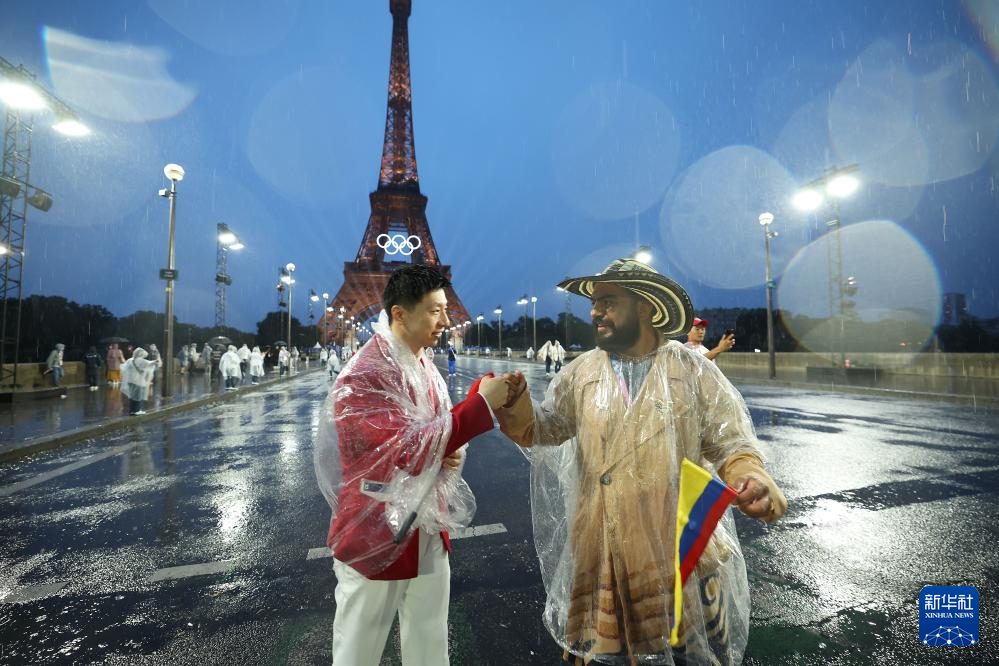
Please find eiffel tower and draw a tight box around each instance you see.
[326,0,470,344]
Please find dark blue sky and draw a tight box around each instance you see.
[3,0,998,335]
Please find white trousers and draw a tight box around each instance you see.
[331,532,450,666]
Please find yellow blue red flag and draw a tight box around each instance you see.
[670,458,738,646]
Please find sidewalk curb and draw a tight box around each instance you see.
[728,375,999,409]
[0,369,326,464]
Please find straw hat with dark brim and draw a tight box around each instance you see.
[557,258,694,336]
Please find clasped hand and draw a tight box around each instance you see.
[477,370,528,409]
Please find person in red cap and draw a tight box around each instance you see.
[685,317,735,361]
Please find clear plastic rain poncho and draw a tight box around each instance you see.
[120,348,156,401]
[499,340,775,666]
[314,311,476,575]
[219,345,242,378]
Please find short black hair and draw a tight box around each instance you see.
[383,264,451,324]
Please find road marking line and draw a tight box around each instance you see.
[146,559,236,582]
[304,522,509,561]
[451,522,507,539]
[746,404,827,419]
[0,443,135,497]
[1,581,68,604]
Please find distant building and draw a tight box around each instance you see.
[942,293,968,325]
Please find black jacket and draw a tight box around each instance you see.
[84,352,104,371]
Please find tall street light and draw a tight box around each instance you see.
[759,212,778,380]
[634,245,653,264]
[159,163,184,398]
[494,306,503,354]
[476,313,484,353]
[0,57,88,392]
[530,296,538,351]
[321,292,330,345]
[309,289,319,334]
[215,222,242,330]
[281,262,296,348]
[556,284,571,345]
[517,294,529,349]
[793,164,860,368]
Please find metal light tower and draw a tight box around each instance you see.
[160,163,185,398]
[476,313,484,352]
[793,164,860,368]
[214,223,242,329]
[0,57,87,391]
[759,212,777,379]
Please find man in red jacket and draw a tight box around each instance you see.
[315,265,510,665]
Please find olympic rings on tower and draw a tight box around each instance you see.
[376,233,422,256]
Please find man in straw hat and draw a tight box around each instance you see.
[496,258,787,665]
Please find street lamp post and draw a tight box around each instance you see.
[309,289,319,335]
[322,292,330,345]
[159,163,184,398]
[759,212,777,380]
[517,295,529,349]
[557,284,571,345]
[793,164,860,369]
[281,262,296,348]
[494,306,503,354]
[530,296,538,351]
[476,314,484,353]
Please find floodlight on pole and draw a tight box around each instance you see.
[52,118,90,136]
[634,245,653,264]
[792,188,822,212]
[215,223,243,328]
[0,81,47,110]
[0,57,89,393]
[792,164,861,368]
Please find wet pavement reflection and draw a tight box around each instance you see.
[0,357,995,664]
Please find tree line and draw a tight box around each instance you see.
[4,295,997,363]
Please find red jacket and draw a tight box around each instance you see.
[326,340,494,581]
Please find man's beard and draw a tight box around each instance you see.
[593,314,641,353]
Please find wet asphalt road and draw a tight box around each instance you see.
[0,356,996,665]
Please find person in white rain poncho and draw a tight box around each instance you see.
[328,346,341,379]
[526,346,535,360]
[495,259,787,666]
[248,346,265,384]
[278,346,291,376]
[538,339,554,375]
[314,265,512,666]
[121,347,158,415]
[237,343,251,375]
[552,339,567,373]
[219,345,243,390]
